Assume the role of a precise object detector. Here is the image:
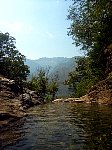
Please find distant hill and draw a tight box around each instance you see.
[25,59,40,74]
[25,57,80,97]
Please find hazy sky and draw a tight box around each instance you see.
[0,0,82,59]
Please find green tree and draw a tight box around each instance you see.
[28,68,58,102]
[68,0,112,79]
[28,69,48,98]
[0,32,30,81]
[64,70,78,93]
[64,57,97,97]
[48,79,58,100]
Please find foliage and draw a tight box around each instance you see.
[64,57,97,97]
[28,69,48,97]
[66,0,112,97]
[68,0,112,79]
[26,57,78,97]
[0,32,30,81]
[48,79,58,100]
[27,68,58,102]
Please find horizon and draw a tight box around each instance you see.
[26,55,81,61]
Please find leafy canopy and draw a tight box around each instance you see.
[0,32,30,81]
[65,0,112,97]
[68,0,112,79]
[68,0,112,51]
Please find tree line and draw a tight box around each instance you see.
[64,0,112,97]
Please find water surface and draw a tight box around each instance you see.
[1,103,112,150]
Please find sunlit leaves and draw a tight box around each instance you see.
[0,32,30,81]
[68,0,112,79]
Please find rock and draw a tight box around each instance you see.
[53,98,64,103]
[0,76,44,130]
[20,93,34,109]
[0,76,44,110]
[19,90,44,109]
[53,98,84,103]
[80,95,90,103]
[0,76,46,139]
[80,76,112,105]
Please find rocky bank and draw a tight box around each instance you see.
[53,76,112,105]
[0,77,43,129]
[80,76,112,105]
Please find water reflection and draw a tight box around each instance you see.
[0,118,25,149]
[1,103,112,150]
[71,104,112,150]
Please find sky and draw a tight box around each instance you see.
[0,0,82,59]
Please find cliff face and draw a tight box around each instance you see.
[80,76,112,105]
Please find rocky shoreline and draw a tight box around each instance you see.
[0,77,43,129]
[80,76,112,105]
[53,76,112,105]
[0,76,112,129]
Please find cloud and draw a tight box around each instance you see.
[0,20,54,40]
[0,20,33,35]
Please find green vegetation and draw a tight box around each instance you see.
[64,57,97,97]
[25,57,77,97]
[65,0,112,97]
[27,68,58,102]
[0,32,58,102]
[0,32,30,82]
[1,0,112,99]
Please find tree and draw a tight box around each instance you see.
[27,68,58,102]
[64,57,97,97]
[28,68,48,97]
[0,32,30,81]
[48,79,58,100]
[68,0,112,79]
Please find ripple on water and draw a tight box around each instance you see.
[1,103,112,150]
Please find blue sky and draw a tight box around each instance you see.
[0,0,82,59]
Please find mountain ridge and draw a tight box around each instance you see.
[25,56,80,96]
[26,56,79,73]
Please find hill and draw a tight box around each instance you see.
[25,57,79,97]
[26,57,78,74]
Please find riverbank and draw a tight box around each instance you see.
[0,77,43,129]
[53,76,112,105]
[0,75,112,129]
[80,76,112,105]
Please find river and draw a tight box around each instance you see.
[1,103,112,150]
